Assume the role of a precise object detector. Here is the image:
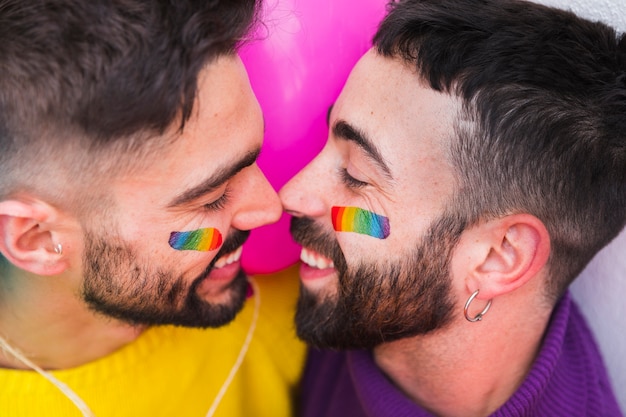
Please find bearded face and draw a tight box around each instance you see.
[291,215,461,350]
[81,229,250,328]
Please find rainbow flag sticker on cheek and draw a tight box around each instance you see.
[332,206,390,239]
[169,228,223,251]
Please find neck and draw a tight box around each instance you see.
[0,268,144,370]
[373,293,552,417]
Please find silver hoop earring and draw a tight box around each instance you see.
[54,243,63,255]
[464,289,492,322]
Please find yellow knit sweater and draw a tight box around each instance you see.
[0,265,306,417]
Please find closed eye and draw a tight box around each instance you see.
[340,168,368,189]
[203,188,231,212]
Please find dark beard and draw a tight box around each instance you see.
[81,229,250,328]
[291,215,463,350]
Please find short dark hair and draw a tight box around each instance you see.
[0,0,260,206]
[374,0,626,299]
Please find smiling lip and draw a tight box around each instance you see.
[299,247,336,280]
[207,246,243,281]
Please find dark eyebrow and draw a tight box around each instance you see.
[167,147,261,208]
[332,119,392,179]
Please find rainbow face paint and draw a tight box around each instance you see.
[332,206,390,239]
[169,228,223,251]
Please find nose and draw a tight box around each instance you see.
[231,163,282,231]
[279,155,328,219]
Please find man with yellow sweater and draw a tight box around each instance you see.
[0,1,305,416]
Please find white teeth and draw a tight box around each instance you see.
[300,248,311,265]
[214,246,243,269]
[300,248,334,269]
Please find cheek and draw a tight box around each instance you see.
[330,204,396,263]
[336,218,423,270]
[331,206,390,240]
[165,209,231,246]
[168,227,223,252]
[335,232,389,267]
[392,202,438,239]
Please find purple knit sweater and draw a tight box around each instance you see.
[300,292,623,417]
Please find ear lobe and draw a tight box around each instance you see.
[0,200,68,276]
[466,214,550,299]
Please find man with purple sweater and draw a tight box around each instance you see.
[279,0,625,415]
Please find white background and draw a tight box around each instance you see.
[531,0,626,410]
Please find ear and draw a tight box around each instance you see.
[456,214,550,300]
[0,199,69,276]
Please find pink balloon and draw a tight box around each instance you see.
[240,0,388,274]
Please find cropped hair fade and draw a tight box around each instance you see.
[374,0,626,299]
[0,0,260,202]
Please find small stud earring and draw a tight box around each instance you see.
[54,243,63,255]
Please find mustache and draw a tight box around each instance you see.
[197,229,250,280]
[290,217,347,274]
[212,229,250,263]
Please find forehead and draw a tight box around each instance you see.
[168,54,262,165]
[331,49,459,175]
[112,54,263,209]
